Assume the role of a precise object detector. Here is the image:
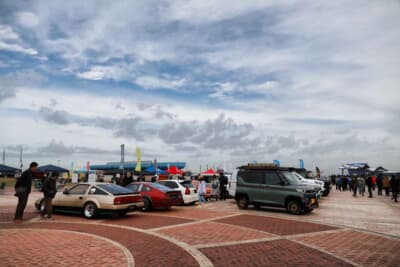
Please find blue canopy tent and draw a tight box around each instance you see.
[0,164,20,178]
[90,161,185,175]
[144,166,168,175]
[38,164,70,173]
[339,163,370,176]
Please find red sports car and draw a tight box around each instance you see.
[126,182,183,211]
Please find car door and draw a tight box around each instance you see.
[237,170,266,203]
[264,171,286,207]
[57,184,90,208]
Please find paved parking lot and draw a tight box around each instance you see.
[0,189,399,266]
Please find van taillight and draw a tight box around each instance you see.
[185,187,190,195]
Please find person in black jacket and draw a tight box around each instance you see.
[366,175,373,198]
[14,162,38,222]
[219,173,228,201]
[40,172,58,219]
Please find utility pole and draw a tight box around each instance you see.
[19,146,23,171]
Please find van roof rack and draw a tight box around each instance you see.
[238,163,280,170]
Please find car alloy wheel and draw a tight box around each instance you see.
[83,202,97,219]
[287,200,301,215]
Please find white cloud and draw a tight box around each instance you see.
[0,42,38,55]
[0,25,19,40]
[0,25,38,55]
[16,12,40,28]
[135,76,186,90]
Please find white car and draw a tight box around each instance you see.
[291,172,324,198]
[157,180,198,204]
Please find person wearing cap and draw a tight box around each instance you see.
[40,172,58,219]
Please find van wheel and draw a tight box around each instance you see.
[83,202,97,219]
[287,200,301,215]
[236,196,249,209]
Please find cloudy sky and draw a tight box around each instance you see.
[0,0,399,173]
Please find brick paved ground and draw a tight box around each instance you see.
[294,230,400,266]
[0,229,128,267]
[200,239,353,267]
[104,213,194,229]
[1,186,400,266]
[149,206,236,220]
[216,214,338,236]
[1,222,200,267]
[157,221,275,245]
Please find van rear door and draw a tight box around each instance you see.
[228,170,238,197]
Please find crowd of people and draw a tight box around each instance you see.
[330,173,399,202]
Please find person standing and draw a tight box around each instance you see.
[377,173,383,196]
[383,176,391,196]
[219,173,228,201]
[40,172,58,219]
[210,175,220,201]
[366,175,373,198]
[390,175,399,203]
[352,176,358,197]
[14,162,38,222]
[197,176,206,206]
[358,176,365,197]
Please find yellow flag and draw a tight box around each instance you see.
[135,147,142,172]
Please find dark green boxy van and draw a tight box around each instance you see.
[230,164,319,215]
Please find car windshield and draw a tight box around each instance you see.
[125,184,140,192]
[291,172,306,181]
[150,183,171,192]
[97,184,133,195]
[180,181,194,188]
[281,171,302,185]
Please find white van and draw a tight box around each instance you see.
[228,170,238,198]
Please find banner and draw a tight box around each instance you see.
[299,159,304,169]
[72,173,78,183]
[135,147,142,172]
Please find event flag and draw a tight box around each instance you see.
[299,159,304,169]
[135,147,142,172]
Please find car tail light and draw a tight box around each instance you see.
[185,187,190,195]
[114,195,142,205]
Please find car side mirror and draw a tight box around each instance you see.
[279,181,286,186]
[63,189,69,194]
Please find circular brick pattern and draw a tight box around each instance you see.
[0,229,130,267]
